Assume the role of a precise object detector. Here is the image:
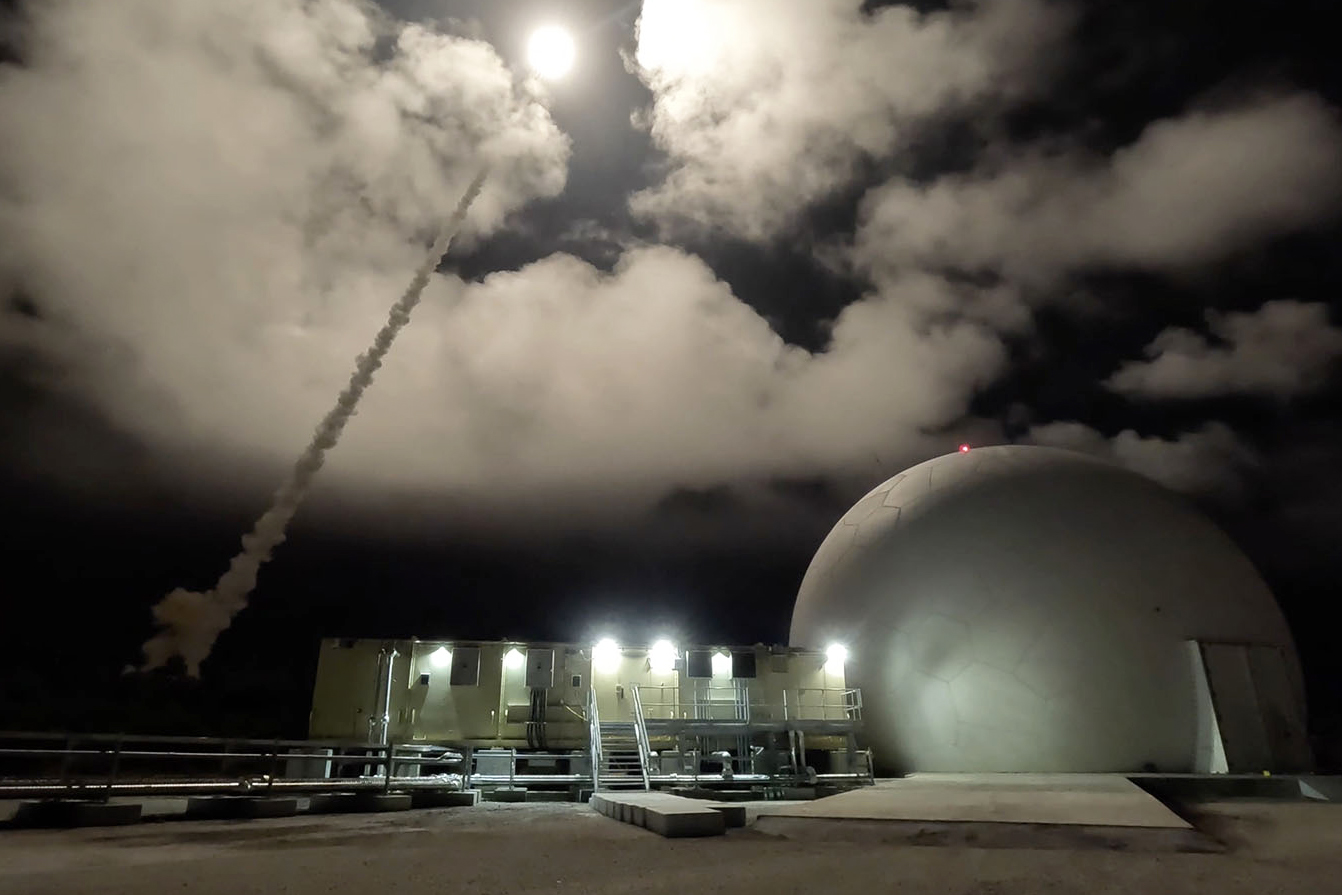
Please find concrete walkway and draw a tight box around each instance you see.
[757,775,1192,829]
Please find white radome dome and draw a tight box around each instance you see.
[789,445,1309,774]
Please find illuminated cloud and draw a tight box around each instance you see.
[630,0,1071,239]
[1107,301,1342,400]
[854,95,1342,282]
[1024,421,1257,498]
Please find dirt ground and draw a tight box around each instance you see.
[1,799,1340,895]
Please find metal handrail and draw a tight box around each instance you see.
[629,685,652,791]
[586,686,602,790]
[0,732,465,802]
[0,730,436,749]
[632,686,864,722]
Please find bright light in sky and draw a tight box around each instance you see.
[527,26,575,80]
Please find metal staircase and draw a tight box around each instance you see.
[597,722,648,790]
[587,686,650,791]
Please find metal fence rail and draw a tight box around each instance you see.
[0,730,465,802]
[634,686,864,723]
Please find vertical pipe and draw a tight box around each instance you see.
[371,645,399,748]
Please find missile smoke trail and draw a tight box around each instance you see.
[141,172,487,676]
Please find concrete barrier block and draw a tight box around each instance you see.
[709,804,747,827]
[644,806,725,838]
[487,787,528,803]
[14,800,143,828]
[411,789,480,809]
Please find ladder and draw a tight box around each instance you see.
[597,722,648,790]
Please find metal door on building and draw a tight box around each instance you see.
[1196,641,1310,772]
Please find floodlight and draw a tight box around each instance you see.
[592,638,622,674]
[649,639,678,674]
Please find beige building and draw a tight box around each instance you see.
[309,638,869,789]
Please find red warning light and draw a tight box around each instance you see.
[958,443,971,453]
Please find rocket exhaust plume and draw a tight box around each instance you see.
[140,172,488,676]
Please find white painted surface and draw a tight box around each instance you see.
[790,445,1308,773]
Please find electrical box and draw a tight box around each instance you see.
[525,648,555,689]
[475,749,515,777]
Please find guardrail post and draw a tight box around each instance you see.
[58,732,74,795]
[103,735,124,804]
[384,741,394,793]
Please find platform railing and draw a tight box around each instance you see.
[629,685,652,790]
[632,686,863,724]
[586,687,602,789]
[0,731,465,801]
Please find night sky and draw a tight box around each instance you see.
[1,1,1340,752]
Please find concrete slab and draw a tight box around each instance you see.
[759,775,1191,829]
[1300,777,1342,802]
[1131,774,1307,802]
[753,816,1223,853]
[591,792,726,838]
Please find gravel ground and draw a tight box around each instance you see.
[1,799,1340,895]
